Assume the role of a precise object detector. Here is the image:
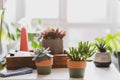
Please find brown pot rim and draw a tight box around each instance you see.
[35,58,53,67]
[67,59,86,68]
[42,38,63,40]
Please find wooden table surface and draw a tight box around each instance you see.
[0,62,120,80]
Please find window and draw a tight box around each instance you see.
[18,0,112,24]
[25,0,59,19]
[4,0,16,22]
[67,0,110,23]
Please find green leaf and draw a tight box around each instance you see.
[36,18,41,25]
[111,40,118,52]
[106,34,112,43]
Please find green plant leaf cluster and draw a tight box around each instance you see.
[32,47,53,61]
[36,18,41,25]
[0,57,6,71]
[4,22,20,41]
[95,38,112,53]
[0,8,5,42]
[105,32,120,53]
[68,41,96,61]
[28,33,42,49]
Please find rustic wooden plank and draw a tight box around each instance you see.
[6,54,68,70]
[6,56,36,70]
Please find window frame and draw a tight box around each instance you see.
[16,0,114,26]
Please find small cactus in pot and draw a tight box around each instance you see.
[32,47,53,74]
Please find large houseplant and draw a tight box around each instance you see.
[94,38,112,67]
[67,41,95,78]
[32,47,53,74]
[105,32,120,71]
[41,28,66,54]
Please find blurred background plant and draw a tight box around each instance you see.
[5,18,42,50]
[105,32,120,71]
[0,56,6,71]
[0,8,5,54]
[0,3,6,71]
[27,18,42,50]
[105,32,120,53]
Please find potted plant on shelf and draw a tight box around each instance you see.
[94,38,112,67]
[41,27,66,55]
[67,41,95,78]
[32,47,53,74]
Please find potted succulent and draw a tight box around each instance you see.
[94,38,112,67]
[67,41,95,78]
[41,28,66,54]
[32,47,53,74]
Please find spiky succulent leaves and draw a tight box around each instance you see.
[32,47,53,62]
[95,38,107,52]
[68,41,95,61]
[68,47,80,61]
[41,28,66,39]
[78,41,95,61]
[95,38,112,53]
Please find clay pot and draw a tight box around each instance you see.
[35,58,53,74]
[42,39,63,54]
[67,59,86,78]
[94,52,111,67]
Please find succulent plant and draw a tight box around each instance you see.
[67,41,96,61]
[32,47,53,62]
[95,38,112,53]
[41,28,66,39]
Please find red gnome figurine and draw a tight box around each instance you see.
[20,27,29,51]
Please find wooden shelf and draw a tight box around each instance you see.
[6,52,68,70]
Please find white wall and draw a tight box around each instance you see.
[116,0,120,25]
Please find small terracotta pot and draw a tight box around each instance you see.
[67,59,86,78]
[35,58,53,74]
